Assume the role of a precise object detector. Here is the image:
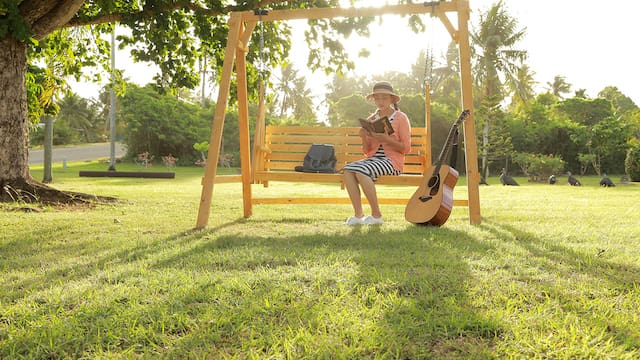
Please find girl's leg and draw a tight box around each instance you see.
[343,170,364,217]
[355,172,382,218]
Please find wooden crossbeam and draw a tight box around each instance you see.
[239,2,458,22]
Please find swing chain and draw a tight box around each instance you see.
[423,6,436,93]
[254,9,269,81]
[423,49,433,87]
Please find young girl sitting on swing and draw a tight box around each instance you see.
[343,81,412,225]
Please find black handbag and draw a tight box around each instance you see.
[294,144,337,173]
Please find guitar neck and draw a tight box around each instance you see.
[433,110,469,167]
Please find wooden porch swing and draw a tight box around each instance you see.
[195,1,481,228]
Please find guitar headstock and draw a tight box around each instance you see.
[456,109,471,126]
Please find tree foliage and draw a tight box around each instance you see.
[2,0,397,204]
[3,0,639,207]
[471,0,526,178]
[30,91,106,145]
[118,84,214,164]
[555,97,614,126]
[625,142,640,181]
[9,0,380,134]
[599,86,638,118]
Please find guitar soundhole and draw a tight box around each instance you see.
[427,176,440,196]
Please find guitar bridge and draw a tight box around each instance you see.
[418,196,432,202]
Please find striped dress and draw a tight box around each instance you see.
[343,112,402,181]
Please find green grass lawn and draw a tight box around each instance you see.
[1,162,639,359]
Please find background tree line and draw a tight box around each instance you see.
[26,2,640,179]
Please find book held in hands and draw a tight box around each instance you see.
[358,116,394,134]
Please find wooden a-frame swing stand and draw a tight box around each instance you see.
[195,1,481,228]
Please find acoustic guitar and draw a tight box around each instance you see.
[405,110,470,226]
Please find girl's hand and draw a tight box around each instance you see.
[369,131,391,142]
[370,131,404,152]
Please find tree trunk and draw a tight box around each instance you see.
[0,37,113,204]
[0,37,31,183]
[482,120,489,179]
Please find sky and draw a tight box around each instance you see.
[72,0,640,108]
[470,0,639,103]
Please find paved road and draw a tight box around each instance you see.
[29,143,127,165]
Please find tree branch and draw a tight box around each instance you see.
[19,0,58,25]
[28,0,86,40]
[65,0,287,28]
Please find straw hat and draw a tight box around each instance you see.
[365,81,401,104]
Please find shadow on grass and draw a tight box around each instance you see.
[6,209,640,358]
[145,225,502,357]
[480,220,640,354]
[0,220,242,302]
[2,219,502,358]
[481,220,640,288]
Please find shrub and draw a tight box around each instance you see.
[29,120,79,146]
[512,152,565,182]
[625,144,640,181]
[120,85,212,165]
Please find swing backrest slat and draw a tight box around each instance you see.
[256,125,428,176]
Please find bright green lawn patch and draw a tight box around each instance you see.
[1,163,639,359]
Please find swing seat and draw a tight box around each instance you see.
[252,125,468,206]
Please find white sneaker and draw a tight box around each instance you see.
[345,216,365,225]
[363,216,384,225]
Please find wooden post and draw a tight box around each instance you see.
[195,13,243,229]
[236,21,256,218]
[457,0,481,224]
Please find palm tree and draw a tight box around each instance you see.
[574,89,588,99]
[507,64,536,111]
[430,41,462,107]
[471,0,527,178]
[271,64,318,125]
[291,76,317,125]
[58,92,94,142]
[546,75,572,99]
[272,64,300,117]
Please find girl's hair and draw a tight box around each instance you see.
[392,102,400,111]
